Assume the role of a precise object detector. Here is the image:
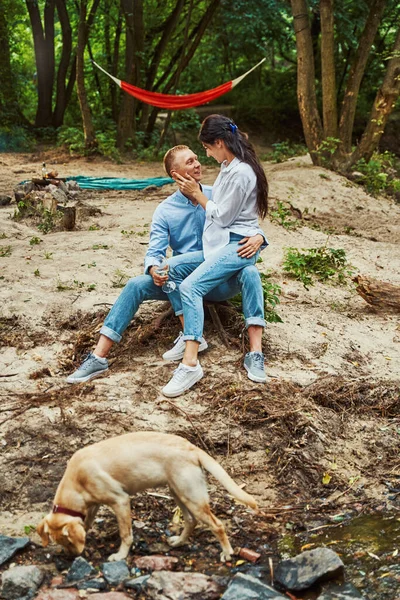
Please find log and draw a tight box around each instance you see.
[353,275,400,311]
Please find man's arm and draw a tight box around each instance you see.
[143,208,170,275]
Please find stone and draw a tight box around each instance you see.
[275,547,344,591]
[124,574,150,590]
[65,556,96,582]
[318,582,366,599]
[1,565,44,600]
[47,184,68,205]
[133,554,179,571]
[101,560,130,585]
[220,573,286,600]
[78,577,107,590]
[79,594,131,599]
[146,571,223,600]
[0,195,12,206]
[66,180,81,191]
[0,535,30,566]
[35,590,80,600]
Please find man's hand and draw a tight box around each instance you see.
[149,265,169,287]
[237,233,264,258]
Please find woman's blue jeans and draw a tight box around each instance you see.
[167,236,264,342]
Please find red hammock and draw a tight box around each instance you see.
[92,59,265,110]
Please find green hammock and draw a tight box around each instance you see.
[66,175,174,190]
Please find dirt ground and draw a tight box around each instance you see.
[0,150,399,593]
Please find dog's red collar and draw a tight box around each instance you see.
[52,504,86,521]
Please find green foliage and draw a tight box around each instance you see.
[0,245,12,257]
[354,151,400,197]
[29,236,42,246]
[57,127,85,154]
[315,137,341,165]
[37,210,60,234]
[111,269,130,288]
[270,201,299,229]
[171,109,201,133]
[34,268,40,277]
[0,126,34,152]
[263,141,308,163]
[283,246,354,289]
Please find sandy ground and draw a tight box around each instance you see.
[0,151,399,577]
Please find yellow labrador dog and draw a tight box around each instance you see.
[37,431,257,562]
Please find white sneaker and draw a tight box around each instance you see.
[162,362,204,397]
[162,332,208,361]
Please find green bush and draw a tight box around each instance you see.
[263,141,308,163]
[354,151,400,197]
[0,126,34,152]
[283,246,354,289]
[230,271,282,323]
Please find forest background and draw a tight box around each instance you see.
[1,0,400,187]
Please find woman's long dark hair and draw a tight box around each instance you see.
[199,114,268,219]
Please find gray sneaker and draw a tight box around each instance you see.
[66,353,108,384]
[244,352,267,383]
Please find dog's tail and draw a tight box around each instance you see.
[197,448,258,510]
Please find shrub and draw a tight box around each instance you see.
[283,246,354,289]
[354,151,400,197]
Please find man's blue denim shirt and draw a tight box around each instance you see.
[143,186,212,274]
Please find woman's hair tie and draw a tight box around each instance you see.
[229,122,238,134]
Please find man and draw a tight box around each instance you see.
[66,145,267,385]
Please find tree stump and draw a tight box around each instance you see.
[57,205,76,230]
[353,275,400,311]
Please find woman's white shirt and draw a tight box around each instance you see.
[203,157,265,257]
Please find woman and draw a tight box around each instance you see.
[162,114,269,397]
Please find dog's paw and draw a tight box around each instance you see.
[220,551,232,563]
[167,535,185,548]
[108,551,128,562]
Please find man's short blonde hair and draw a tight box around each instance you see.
[163,145,190,177]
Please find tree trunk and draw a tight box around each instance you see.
[52,0,73,128]
[26,0,56,128]
[354,274,400,311]
[117,0,140,148]
[320,0,338,138]
[347,26,400,167]
[0,2,23,124]
[291,0,323,163]
[337,0,387,158]
[76,0,99,149]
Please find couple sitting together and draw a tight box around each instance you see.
[67,114,269,397]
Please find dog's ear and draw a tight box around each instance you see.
[36,518,50,546]
[62,520,86,554]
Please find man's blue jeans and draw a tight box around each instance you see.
[167,236,265,342]
[100,265,265,343]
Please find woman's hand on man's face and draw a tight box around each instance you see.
[172,172,199,196]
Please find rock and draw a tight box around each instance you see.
[147,541,171,553]
[133,554,179,571]
[101,560,130,585]
[0,535,30,566]
[221,573,286,599]
[78,577,107,591]
[318,582,366,599]
[65,556,96,582]
[79,594,131,599]
[0,195,12,206]
[66,180,81,191]
[124,574,150,590]
[239,547,261,562]
[47,184,68,204]
[275,547,344,591]
[35,590,80,600]
[1,565,43,600]
[146,571,223,600]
